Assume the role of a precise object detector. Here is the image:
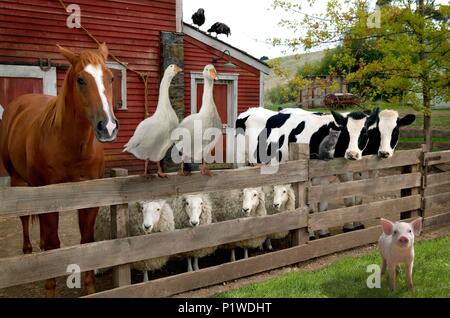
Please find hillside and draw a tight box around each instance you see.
[264,50,327,92]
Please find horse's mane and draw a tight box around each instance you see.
[39,50,106,128]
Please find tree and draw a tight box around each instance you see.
[271,0,449,150]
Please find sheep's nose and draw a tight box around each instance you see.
[378,151,390,159]
[242,208,250,213]
[143,224,152,231]
[273,203,280,209]
[190,220,199,227]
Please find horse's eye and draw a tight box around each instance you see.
[77,76,86,86]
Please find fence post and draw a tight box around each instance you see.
[420,144,428,218]
[400,147,423,220]
[110,168,131,287]
[289,143,310,246]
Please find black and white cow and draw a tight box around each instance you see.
[363,109,416,158]
[246,108,380,165]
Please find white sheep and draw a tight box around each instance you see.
[133,200,175,282]
[264,184,295,250]
[229,187,267,261]
[94,200,176,280]
[173,194,217,272]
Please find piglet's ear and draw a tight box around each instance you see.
[380,218,394,235]
[410,217,423,236]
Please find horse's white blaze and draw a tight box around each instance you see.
[345,118,366,159]
[378,110,399,157]
[84,64,116,137]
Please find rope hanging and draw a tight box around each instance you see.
[57,0,150,117]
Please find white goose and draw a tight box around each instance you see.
[124,64,182,177]
[176,64,222,176]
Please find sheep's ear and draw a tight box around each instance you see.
[380,218,394,235]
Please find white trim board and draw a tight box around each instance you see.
[183,24,271,75]
[107,61,128,110]
[0,65,57,96]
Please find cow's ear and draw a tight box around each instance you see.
[366,107,380,127]
[398,114,416,127]
[331,111,346,126]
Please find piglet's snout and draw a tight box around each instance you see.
[398,236,409,246]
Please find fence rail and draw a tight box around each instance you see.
[0,145,449,297]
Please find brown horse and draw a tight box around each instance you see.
[0,43,119,296]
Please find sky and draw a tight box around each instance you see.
[183,0,325,59]
[183,0,350,59]
[183,0,447,59]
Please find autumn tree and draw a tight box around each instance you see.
[271,0,449,150]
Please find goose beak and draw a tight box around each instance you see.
[209,69,218,81]
[175,65,183,73]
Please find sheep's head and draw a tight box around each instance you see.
[273,184,291,211]
[242,187,262,216]
[183,195,205,227]
[140,200,165,234]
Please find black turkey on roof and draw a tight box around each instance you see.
[207,22,231,37]
[192,8,205,28]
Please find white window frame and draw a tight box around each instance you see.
[107,61,128,110]
[0,65,57,96]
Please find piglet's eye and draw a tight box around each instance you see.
[408,229,412,233]
[393,230,398,235]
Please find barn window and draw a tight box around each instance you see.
[107,62,127,111]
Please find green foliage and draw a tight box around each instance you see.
[217,236,450,298]
[269,0,450,115]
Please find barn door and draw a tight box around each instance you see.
[196,82,229,162]
[0,65,56,176]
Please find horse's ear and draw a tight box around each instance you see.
[57,44,78,66]
[98,42,109,61]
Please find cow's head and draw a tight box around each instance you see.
[376,110,416,158]
[332,108,380,160]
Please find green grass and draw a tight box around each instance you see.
[216,236,450,298]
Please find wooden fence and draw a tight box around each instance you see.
[0,145,449,298]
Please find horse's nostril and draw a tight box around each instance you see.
[97,121,104,132]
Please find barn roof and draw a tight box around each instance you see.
[183,23,271,74]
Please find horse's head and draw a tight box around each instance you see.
[58,43,119,143]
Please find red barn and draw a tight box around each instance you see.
[0,0,270,175]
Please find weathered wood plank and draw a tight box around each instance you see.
[86,225,383,298]
[308,195,422,231]
[309,149,421,177]
[308,173,421,202]
[110,168,131,288]
[425,150,450,166]
[0,209,308,289]
[427,172,450,187]
[424,192,450,213]
[402,129,450,139]
[423,212,450,228]
[0,159,308,218]
[289,143,310,246]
